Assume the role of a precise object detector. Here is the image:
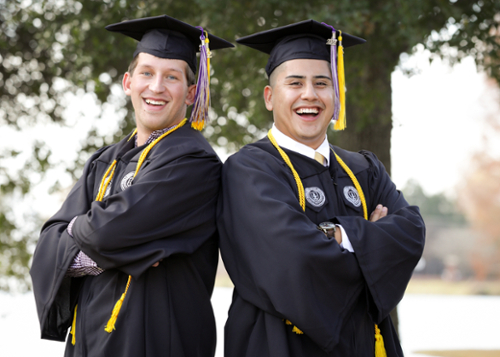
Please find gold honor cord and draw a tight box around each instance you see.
[267,129,306,211]
[70,120,187,344]
[267,130,387,356]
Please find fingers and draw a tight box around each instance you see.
[369,204,388,222]
[152,259,163,268]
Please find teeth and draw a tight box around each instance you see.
[145,99,166,106]
[296,108,319,114]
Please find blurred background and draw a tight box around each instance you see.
[1,1,500,356]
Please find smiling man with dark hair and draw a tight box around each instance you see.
[217,20,425,357]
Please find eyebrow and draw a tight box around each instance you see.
[137,64,184,74]
[285,75,332,80]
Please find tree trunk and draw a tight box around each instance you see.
[329,53,394,176]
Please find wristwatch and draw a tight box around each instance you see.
[317,221,336,239]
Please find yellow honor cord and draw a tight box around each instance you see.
[267,130,305,211]
[105,118,186,333]
[134,119,187,177]
[268,133,386,356]
[331,149,367,220]
[334,31,346,131]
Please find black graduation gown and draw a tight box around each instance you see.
[217,137,426,357]
[30,125,222,357]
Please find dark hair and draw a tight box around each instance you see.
[127,54,196,86]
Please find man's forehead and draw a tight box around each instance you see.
[277,59,332,78]
[135,53,188,72]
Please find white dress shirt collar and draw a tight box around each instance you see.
[271,124,331,167]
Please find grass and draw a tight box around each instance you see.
[215,272,500,357]
[406,277,500,296]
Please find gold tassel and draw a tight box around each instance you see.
[191,32,211,131]
[104,275,131,333]
[70,304,77,345]
[374,324,387,357]
[334,31,346,131]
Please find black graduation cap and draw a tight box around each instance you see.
[237,19,366,131]
[236,19,365,76]
[106,15,234,73]
[106,15,234,130]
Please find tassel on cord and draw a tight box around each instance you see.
[190,27,211,131]
[374,324,388,357]
[334,31,346,131]
[70,304,77,345]
[104,276,132,332]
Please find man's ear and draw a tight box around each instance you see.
[263,85,273,111]
[185,84,196,106]
[122,72,132,96]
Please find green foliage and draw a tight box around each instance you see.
[402,180,467,225]
[0,0,498,289]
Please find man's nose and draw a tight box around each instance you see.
[150,76,165,93]
[301,82,318,100]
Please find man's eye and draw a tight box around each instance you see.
[142,71,152,76]
[167,75,178,80]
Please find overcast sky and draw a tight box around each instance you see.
[390,49,499,197]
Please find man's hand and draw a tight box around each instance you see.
[369,204,388,222]
[152,259,163,268]
[330,204,388,245]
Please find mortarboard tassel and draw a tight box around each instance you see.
[322,23,346,131]
[334,31,346,131]
[190,28,211,131]
[324,24,341,122]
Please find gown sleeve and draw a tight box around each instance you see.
[71,150,221,279]
[334,150,425,323]
[30,148,104,341]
